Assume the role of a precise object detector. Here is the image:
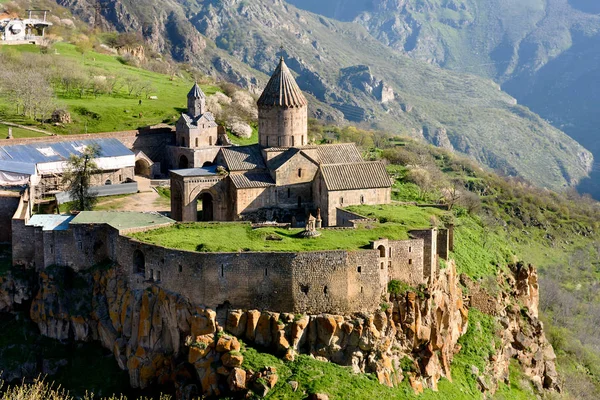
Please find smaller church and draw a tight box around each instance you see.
[170,58,392,227]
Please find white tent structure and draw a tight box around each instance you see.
[0,138,135,187]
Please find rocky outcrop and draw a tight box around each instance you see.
[462,262,560,394]
[24,261,467,397]
[339,65,395,104]
[0,271,31,313]
[11,257,558,398]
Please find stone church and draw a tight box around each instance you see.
[170,58,392,227]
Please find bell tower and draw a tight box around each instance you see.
[257,57,308,148]
[187,83,206,117]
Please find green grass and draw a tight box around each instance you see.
[0,124,48,138]
[130,221,417,253]
[240,310,532,400]
[129,205,442,252]
[345,204,447,225]
[0,43,220,135]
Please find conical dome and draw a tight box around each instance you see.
[188,83,205,99]
[257,58,308,108]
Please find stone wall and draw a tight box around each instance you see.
[234,186,274,217]
[388,239,425,286]
[323,187,391,227]
[0,191,21,243]
[258,106,308,148]
[409,229,438,282]
[335,208,374,228]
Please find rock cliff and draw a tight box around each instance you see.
[3,258,556,398]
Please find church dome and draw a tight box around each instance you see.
[257,58,308,108]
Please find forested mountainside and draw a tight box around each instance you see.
[51,0,594,192]
[287,0,600,197]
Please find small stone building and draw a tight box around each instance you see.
[170,58,392,226]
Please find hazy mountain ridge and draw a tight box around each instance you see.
[287,0,600,195]
[55,0,593,191]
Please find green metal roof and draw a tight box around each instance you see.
[70,211,174,231]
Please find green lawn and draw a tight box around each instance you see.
[0,124,48,139]
[0,42,220,135]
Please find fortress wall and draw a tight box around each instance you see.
[0,192,21,243]
[437,228,450,260]
[290,251,352,314]
[11,220,34,266]
[347,250,386,311]
[388,239,425,286]
[114,236,297,312]
[33,225,112,270]
[115,236,386,314]
[409,229,438,282]
[11,217,422,314]
[288,246,387,313]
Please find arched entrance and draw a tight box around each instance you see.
[179,155,189,169]
[202,161,214,167]
[133,249,145,275]
[135,159,151,177]
[198,192,214,221]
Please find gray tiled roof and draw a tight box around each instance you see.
[188,83,206,99]
[230,172,275,189]
[181,112,218,129]
[314,143,364,165]
[320,162,392,191]
[220,144,266,171]
[257,58,308,108]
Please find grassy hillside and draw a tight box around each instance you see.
[0,42,219,135]
[287,0,600,199]
[44,0,593,193]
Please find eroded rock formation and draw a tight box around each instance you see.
[0,259,557,398]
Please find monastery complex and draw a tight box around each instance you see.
[0,58,452,315]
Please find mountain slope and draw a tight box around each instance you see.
[287,0,600,196]
[54,0,593,191]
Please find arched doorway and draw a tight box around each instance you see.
[135,159,151,177]
[202,161,214,167]
[198,192,214,221]
[179,155,189,169]
[378,245,386,258]
[133,249,145,275]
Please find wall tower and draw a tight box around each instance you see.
[257,58,308,148]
